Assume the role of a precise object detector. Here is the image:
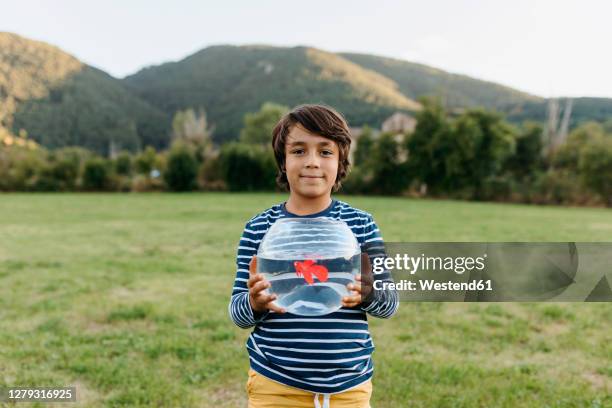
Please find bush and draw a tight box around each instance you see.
[134,146,157,175]
[131,175,165,192]
[197,155,226,191]
[530,170,593,205]
[164,143,197,191]
[0,147,47,191]
[51,158,79,190]
[480,176,516,202]
[259,149,278,190]
[578,138,612,206]
[33,162,71,192]
[553,121,605,170]
[82,158,111,190]
[114,151,132,176]
[219,143,276,191]
[52,147,93,190]
[340,166,370,194]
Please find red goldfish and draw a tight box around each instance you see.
[294,259,329,285]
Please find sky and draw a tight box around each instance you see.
[3,0,611,98]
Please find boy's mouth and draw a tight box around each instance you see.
[300,174,324,179]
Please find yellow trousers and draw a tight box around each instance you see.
[246,369,372,408]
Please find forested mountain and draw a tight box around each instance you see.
[0,32,168,154]
[123,45,612,139]
[123,45,420,141]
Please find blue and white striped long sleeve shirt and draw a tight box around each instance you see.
[228,198,399,395]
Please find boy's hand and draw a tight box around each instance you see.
[248,256,286,314]
[342,253,373,308]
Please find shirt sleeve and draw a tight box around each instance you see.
[228,221,270,329]
[359,214,399,319]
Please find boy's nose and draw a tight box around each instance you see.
[304,152,320,168]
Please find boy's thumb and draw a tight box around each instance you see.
[249,256,258,274]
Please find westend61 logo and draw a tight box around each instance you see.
[372,253,488,275]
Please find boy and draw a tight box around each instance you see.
[228,104,399,408]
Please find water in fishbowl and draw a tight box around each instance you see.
[257,254,361,316]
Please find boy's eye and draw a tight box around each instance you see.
[289,148,334,156]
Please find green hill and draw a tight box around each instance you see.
[123,45,420,141]
[339,52,542,109]
[340,53,612,127]
[504,97,612,129]
[0,32,169,154]
[127,45,612,141]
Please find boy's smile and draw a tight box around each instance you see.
[284,124,339,200]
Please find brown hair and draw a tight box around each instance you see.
[271,104,352,192]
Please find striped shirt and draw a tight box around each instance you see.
[228,198,399,394]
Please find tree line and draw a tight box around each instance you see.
[1,100,610,206]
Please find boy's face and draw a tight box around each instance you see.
[284,124,339,199]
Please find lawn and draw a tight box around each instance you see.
[0,193,610,407]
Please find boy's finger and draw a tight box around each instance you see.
[249,256,258,274]
[266,302,286,314]
[259,293,277,304]
[251,280,270,294]
[342,299,359,307]
[342,294,361,304]
[247,273,263,288]
[347,283,362,294]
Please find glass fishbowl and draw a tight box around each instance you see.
[257,217,361,316]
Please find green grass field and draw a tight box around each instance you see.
[0,193,610,407]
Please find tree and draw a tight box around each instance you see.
[164,143,198,191]
[240,103,288,147]
[406,99,516,198]
[369,133,410,195]
[504,122,544,180]
[171,107,215,164]
[442,109,516,197]
[172,108,213,144]
[343,126,377,194]
[353,126,374,168]
[578,138,612,206]
[443,114,481,190]
[405,98,453,193]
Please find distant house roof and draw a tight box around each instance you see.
[348,113,416,163]
[381,112,417,133]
